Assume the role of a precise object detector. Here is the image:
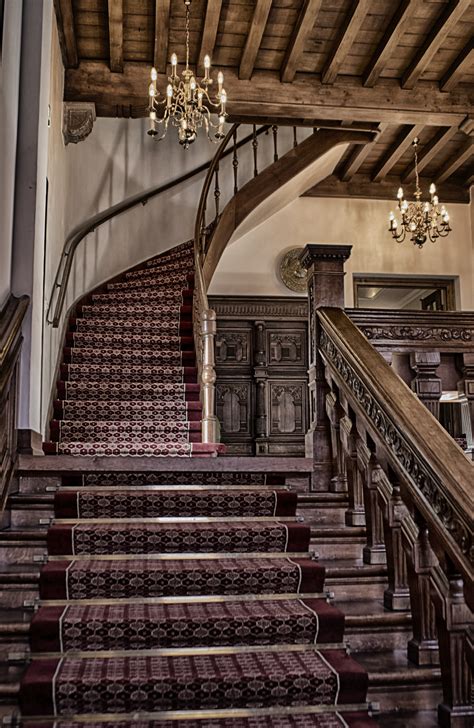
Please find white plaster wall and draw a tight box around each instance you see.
[210,195,474,310]
[0,0,23,307]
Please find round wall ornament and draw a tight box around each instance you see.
[279,247,308,293]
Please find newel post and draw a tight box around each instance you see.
[201,309,218,443]
[300,244,352,491]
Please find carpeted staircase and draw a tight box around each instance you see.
[16,243,377,725]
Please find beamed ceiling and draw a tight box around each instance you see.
[55,0,473,201]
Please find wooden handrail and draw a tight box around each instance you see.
[46,126,266,328]
[317,306,473,596]
[0,294,29,370]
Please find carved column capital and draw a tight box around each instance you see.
[62,102,96,145]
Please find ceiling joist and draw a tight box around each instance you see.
[401,126,459,182]
[53,0,78,69]
[239,0,272,81]
[154,0,171,74]
[363,0,415,88]
[302,174,470,203]
[322,0,371,85]
[108,0,123,73]
[402,0,471,89]
[435,140,473,183]
[338,123,389,181]
[371,124,424,182]
[440,38,474,92]
[198,0,223,71]
[280,0,323,83]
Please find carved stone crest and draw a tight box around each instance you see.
[279,248,308,293]
[62,102,96,145]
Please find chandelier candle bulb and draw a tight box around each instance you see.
[171,53,178,78]
[204,54,211,80]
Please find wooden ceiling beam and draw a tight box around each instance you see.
[338,123,388,181]
[363,0,415,88]
[53,0,78,69]
[281,0,323,83]
[108,0,123,73]
[435,140,473,183]
[198,0,223,71]
[402,0,471,89]
[154,0,171,74]
[239,0,272,80]
[64,64,474,127]
[321,0,371,85]
[372,124,424,182]
[440,38,474,92]
[302,174,470,204]
[401,126,459,182]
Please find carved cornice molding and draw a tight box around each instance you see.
[209,296,308,320]
[361,325,473,343]
[319,326,472,564]
[300,244,352,270]
[62,102,96,145]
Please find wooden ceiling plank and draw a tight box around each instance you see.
[281,0,323,83]
[401,126,459,182]
[402,0,471,89]
[363,0,415,88]
[198,0,223,71]
[154,0,171,74]
[339,122,389,181]
[64,63,473,127]
[302,174,470,204]
[321,0,371,85]
[435,139,473,183]
[371,123,424,182]
[239,0,272,80]
[108,0,123,73]
[53,0,78,69]
[440,38,474,92]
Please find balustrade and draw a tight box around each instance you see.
[302,244,473,727]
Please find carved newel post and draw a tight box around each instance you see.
[300,244,352,490]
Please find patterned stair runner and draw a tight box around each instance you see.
[43,240,222,457]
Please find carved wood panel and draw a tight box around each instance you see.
[210,296,309,456]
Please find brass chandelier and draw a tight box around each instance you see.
[147,0,227,148]
[388,138,451,248]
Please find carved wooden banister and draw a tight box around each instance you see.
[0,294,29,511]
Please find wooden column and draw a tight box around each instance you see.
[402,509,439,666]
[360,449,386,565]
[300,244,352,490]
[410,351,442,419]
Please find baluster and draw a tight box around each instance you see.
[214,163,220,219]
[339,410,365,526]
[401,509,439,666]
[272,125,278,162]
[376,468,411,610]
[431,560,473,727]
[359,443,386,565]
[293,126,298,148]
[200,200,207,259]
[325,388,347,493]
[232,128,238,195]
[252,124,258,177]
[410,351,442,419]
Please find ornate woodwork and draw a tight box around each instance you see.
[210,296,309,457]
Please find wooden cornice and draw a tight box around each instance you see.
[64,63,474,127]
[107,0,123,73]
[302,174,470,204]
[154,0,171,74]
[239,0,272,81]
[280,0,323,83]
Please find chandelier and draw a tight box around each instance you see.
[147,0,227,148]
[388,138,451,248]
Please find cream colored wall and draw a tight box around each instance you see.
[210,195,474,310]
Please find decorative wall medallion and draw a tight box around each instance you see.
[62,102,96,145]
[279,248,308,294]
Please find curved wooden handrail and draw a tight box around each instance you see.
[46,126,266,328]
[0,294,29,371]
[317,306,473,598]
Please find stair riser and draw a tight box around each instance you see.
[0,588,38,608]
[18,477,61,495]
[0,545,45,563]
[310,538,366,561]
[346,626,413,652]
[9,509,54,528]
[298,506,346,527]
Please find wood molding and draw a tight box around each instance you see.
[107,0,123,73]
[280,0,323,83]
[64,63,474,126]
[239,0,272,80]
[402,0,472,90]
[363,0,415,88]
[154,0,171,74]
[321,0,371,85]
[209,296,308,320]
[198,0,223,70]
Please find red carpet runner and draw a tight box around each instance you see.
[21,243,377,726]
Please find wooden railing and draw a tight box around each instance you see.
[302,245,473,727]
[0,294,29,511]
